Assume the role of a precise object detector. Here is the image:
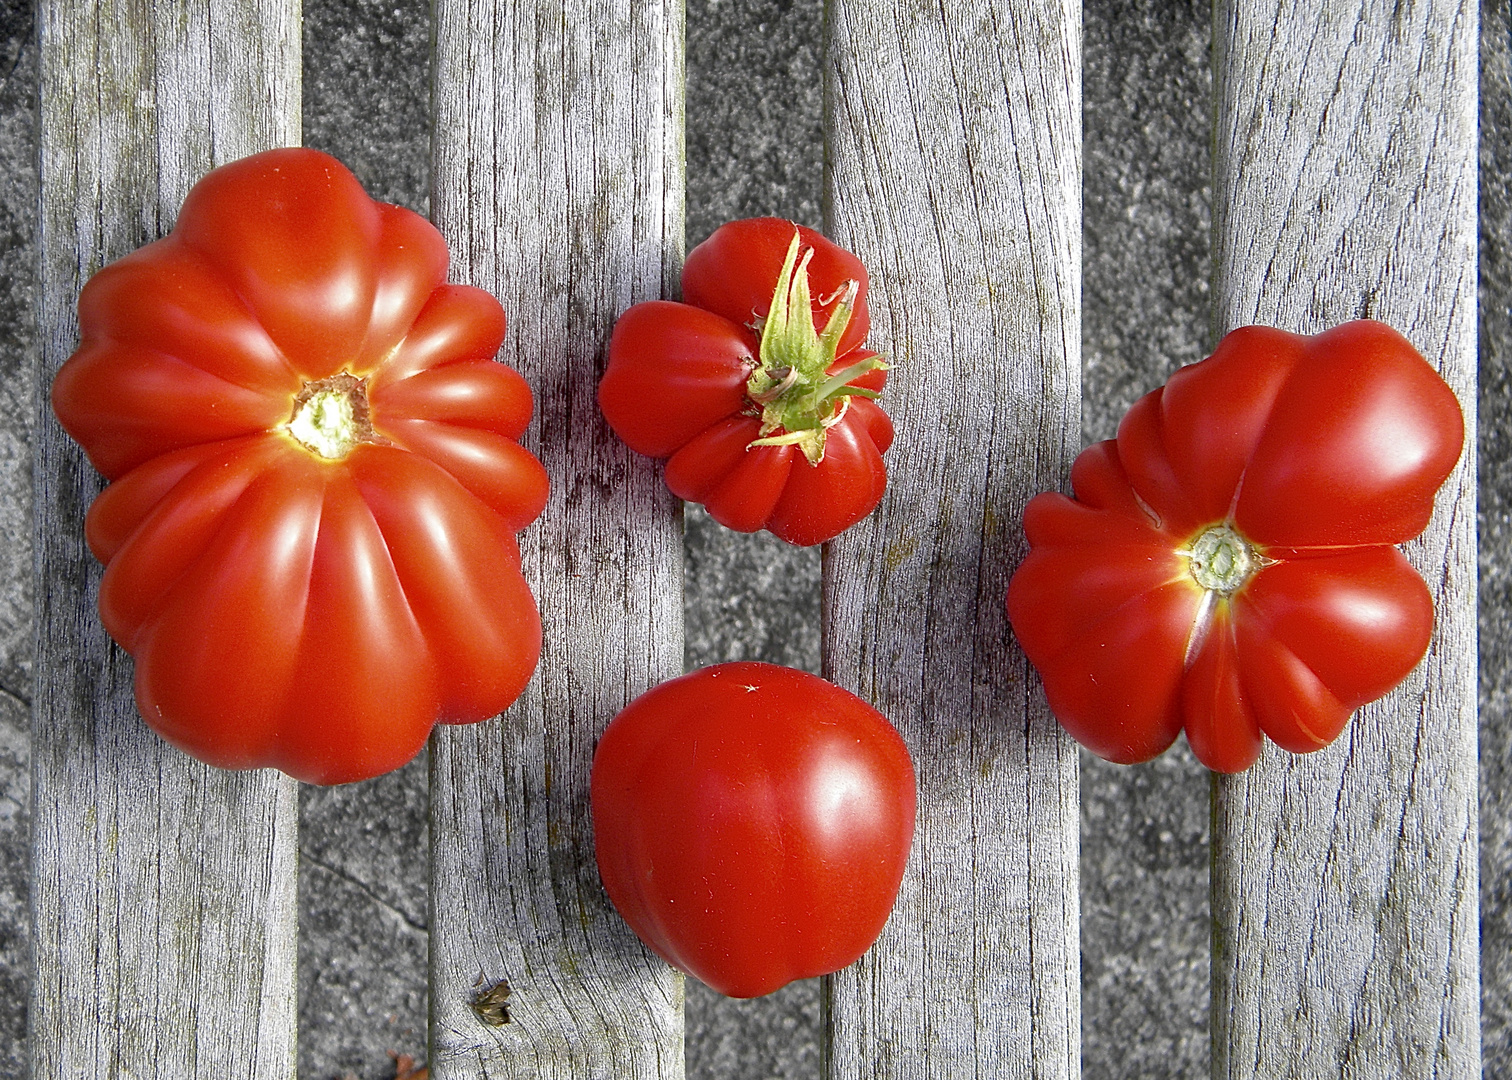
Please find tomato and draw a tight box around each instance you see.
[50,148,549,785]
[591,662,916,998]
[1006,321,1463,773]
[599,218,893,546]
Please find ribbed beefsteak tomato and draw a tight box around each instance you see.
[599,218,893,546]
[1006,321,1463,772]
[591,662,916,998]
[51,148,548,785]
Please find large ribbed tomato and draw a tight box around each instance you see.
[599,219,892,547]
[1007,321,1463,772]
[591,663,916,998]
[51,148,548,785]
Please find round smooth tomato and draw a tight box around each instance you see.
[51,147,549,785]
[591,662,916,998]
[1006,320,1463,772]
[599,218,893,547]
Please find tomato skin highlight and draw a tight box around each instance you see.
[591,662,916,998]
[51,148,547,785]
[1006,321,1462,772]
[599,218,891,546]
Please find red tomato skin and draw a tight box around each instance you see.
[600,219,891,547]
[763,410,889,547]
[52,148,547,785]
[1007,320,1461,772]
[681,218,871,356]
[591,662,916,998]
[599,301,755,457]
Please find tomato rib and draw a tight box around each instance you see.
[96,437,288,647]
[76,243,305,396]
[131,458,325,771]
[273,471,438,784]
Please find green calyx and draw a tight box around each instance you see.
[744,230,886,465]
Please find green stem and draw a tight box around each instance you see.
[745,230,885,465]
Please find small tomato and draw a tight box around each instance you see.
[591,662,916,998]
[1006,321,1463,772]
[51,148,549,785]
[599,218,893,546]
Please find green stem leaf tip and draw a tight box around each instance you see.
[745,230,886,465]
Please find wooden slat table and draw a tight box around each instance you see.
[1209,1,1480,1076]
[427,1,686,1076]
[23,0,1483,1076]
[823,1,1082,1076]
[32,1,302,1076]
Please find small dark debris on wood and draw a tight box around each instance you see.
[470,971,513,1026]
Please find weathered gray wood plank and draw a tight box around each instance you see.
[32,2,301,1078]
[823,1,1082,1077]
[1210,1,1479,1077]
[428,2,685,1077]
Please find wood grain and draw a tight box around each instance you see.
[823,1,1083,1076]
[427,2,686,1077]
[1210,1,1480,1077]
[31,2,301,1077]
